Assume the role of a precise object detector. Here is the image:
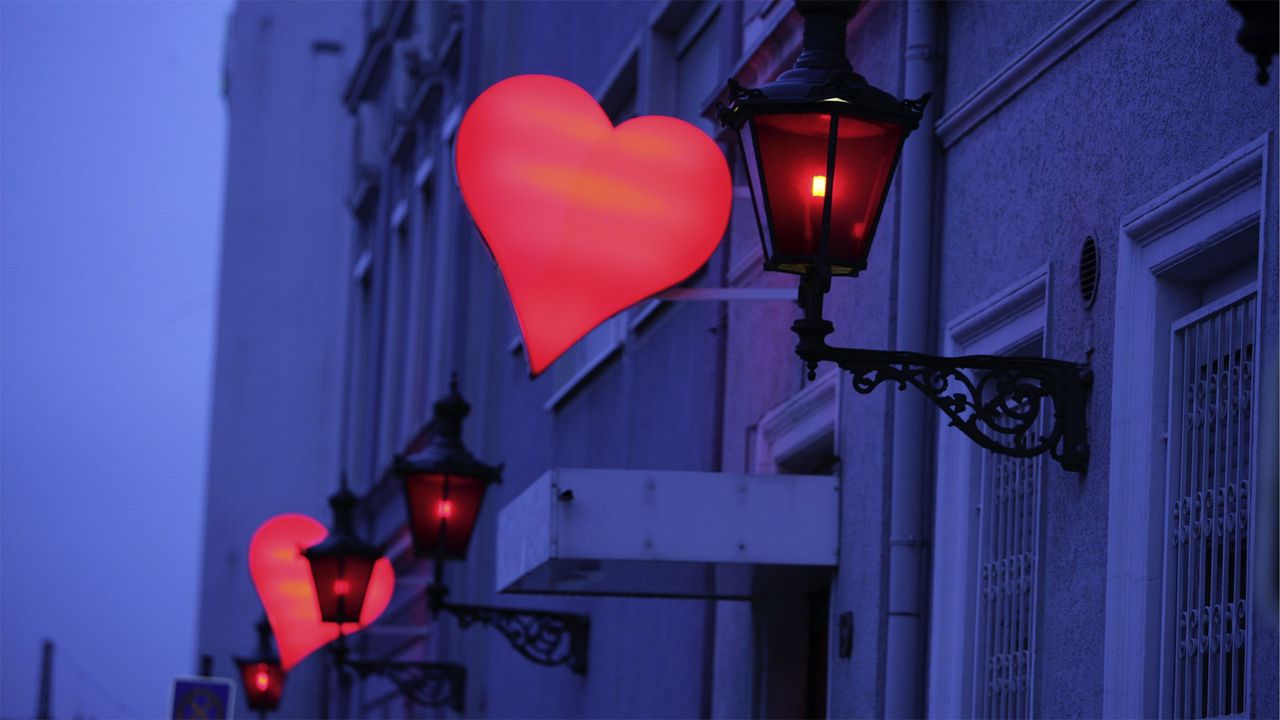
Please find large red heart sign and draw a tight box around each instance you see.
[456,74,732,374]
[248,514,395,670]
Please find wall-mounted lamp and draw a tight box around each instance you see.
[308,480,468,711]
[719,0,1091,471]
[394,377,590,674]
[304,481,381,625]
[234,618,285,720]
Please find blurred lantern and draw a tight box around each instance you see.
[303,478,383,624]
[719,1,927,278]
[394,377,502,560]
[248,513,395,670]
[234,617,285,719]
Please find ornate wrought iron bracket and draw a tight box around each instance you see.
[344,659,466,712]
[793,270,1092,472]
[428,585,589,674]
[331,637,466,712]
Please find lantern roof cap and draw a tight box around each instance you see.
[234,616,281,666]
[720,1,927,128]
[303,476,382,560]
[394,375,502,484]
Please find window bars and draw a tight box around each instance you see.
[973,430,1043,719]
[1163,289,1256,719]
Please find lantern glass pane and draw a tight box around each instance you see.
[403,473,488,559]
[307,554,376,624]
[738,125,773,263]
[238,661,285,711]
[749,112,835,273]
[827,115,904,272]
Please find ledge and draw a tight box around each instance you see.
[937,0,1133,147]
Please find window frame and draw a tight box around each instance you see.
[1102,135,1269,718]
[928,266,1050,719]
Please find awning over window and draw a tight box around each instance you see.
[496,468,838,599]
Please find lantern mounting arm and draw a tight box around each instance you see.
[794,269,1092,473]
[426,576,589,675]
[330,633,467,712]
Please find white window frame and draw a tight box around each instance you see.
[1102,134,1269,718]
[752,367,841,474]
[928,266,1050,719]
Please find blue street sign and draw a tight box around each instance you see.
[170,676,236,720]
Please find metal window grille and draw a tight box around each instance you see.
[1163,290,1256,719]
[973,428,1042,718]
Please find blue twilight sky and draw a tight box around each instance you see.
[1,1,230,717]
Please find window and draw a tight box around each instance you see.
[971,337,1045,719]
[408,178,435,424]
[348,227,378,489]
[542,54,638,407]
[1102,137,1266,718]
[928,269,1049,719]
[674,6,720,137]
[380,207,412,454]
[1161,287,1257,719]
[631,2,722,330]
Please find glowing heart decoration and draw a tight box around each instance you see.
[456,74,732,374]
[248,514,395,670]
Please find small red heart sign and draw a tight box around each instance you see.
[456,74,732,374]
[248,514,395,670]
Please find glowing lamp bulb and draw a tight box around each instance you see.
[437,500,454,520]
[254,669,271,692]
[811,175,827,198]
[333,579,349,595]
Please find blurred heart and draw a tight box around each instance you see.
[456,74,731,374]
[248,514,394,670]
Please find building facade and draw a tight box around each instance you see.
[197,1,1278,718]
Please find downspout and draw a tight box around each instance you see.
[884,2,938,718]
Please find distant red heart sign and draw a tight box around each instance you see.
[248,514,395,671]
[456,74,732,374]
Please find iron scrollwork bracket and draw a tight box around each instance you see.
[792,271,1092,472]
[435,601,590,675]
[341,657,467,712]
[818,346,1091,472]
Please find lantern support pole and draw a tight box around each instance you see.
[793,272,1092,472]
[427,556,589,674]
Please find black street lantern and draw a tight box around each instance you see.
[719,1,927,277]
[303,478,382,624]
[234,618,285,720]
[392,377,589,675]
[394,376,502,560]
[307,479,470,711]
[720,1,1093,472]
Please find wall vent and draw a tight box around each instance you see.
[1079,235,1100,308]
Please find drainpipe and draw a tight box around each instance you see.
[884,2,938,718]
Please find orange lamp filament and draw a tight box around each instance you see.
[437,500,454,519]
[811,175,827,198]
[254,669,271,692]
